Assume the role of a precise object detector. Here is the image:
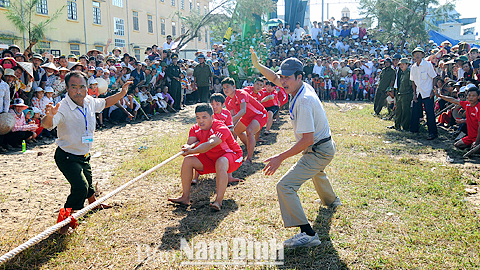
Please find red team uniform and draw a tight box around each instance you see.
[188,120,243,175]
[213,108,234,128]
[225,89,268,127]
[460,101,480,146]
[277,87,288,107]
[243,86,264,103]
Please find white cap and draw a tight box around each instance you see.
[44,86,54,93]
[90,79,98,85]
[35,87,44,92]
[32,107,42,114]
[459,86,466,93]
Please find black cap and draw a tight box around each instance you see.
[277,58,303,76]
[171,54,178,59]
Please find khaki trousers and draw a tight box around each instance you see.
[276,140,337,228]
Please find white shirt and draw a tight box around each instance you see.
[51,94,106,155]
[312,64,324,76]
[293,27,305,41]
[0,80,9,113]
[410,59,437,99]
[310,27,320,40]
[362,61,374,76]
[350,27,359,39]
[290,82,331,143]
[163,41,177,51]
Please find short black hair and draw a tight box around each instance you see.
[221,77,235,87]
[467,86,480,96]
[294,70,304,80]
[65,71,88,89]
[265,81,276,87]
[195,103,214,116]
[210,93,226,104]
[59,55,67,60]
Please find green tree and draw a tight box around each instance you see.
[359,0,457,44]
[6,0,65,51]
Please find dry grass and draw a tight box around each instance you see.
[2,102,480,270]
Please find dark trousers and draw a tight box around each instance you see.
[2,131,33,147]
[169,80,182,110]
[197,86,210,103]
[373,90,387,115]
[110,108,128,122]
[410,94,438,135]
[394,94,413,131]
[55,147,95,210]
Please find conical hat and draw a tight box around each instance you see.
[41,62,59,72]
[0,113,15,135]
[16,62,34,78]
[96,78,109,94]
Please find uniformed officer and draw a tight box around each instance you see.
[392,58,413,131]
[374,58,396,116]
[166,54,182,110]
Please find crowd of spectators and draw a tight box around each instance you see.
[1,17,479,154]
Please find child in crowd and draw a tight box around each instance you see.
[329,87,337,100]
[312,74,321,96]
[305,73,313,86]
[318,76,325,99]
[31,88,48,116]
[31,107,43,141]
[44,87,54,104]
[88,79,100,97]
[338,78,347,100]
[345,71,354,100]
[213,77,223,94]
[386,87,396,119]
[324,75,333,99]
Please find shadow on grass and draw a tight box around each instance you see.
[2,233,69,270]
[158,177,238,252]
[281,207,348,270]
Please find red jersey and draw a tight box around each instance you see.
[243,86,264,104]
[213,108,233,128]
[225,89,267,119]
[460,101,480,140]
[277,87,288,106]
[261,89,279,108]
[188,120,242,161]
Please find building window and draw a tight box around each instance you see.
[172,21,176,36]
[95,45,103,51]
[132,11,139,31]
[204,5,207,15]
[171,0,175,6]
[70,44,80,55]
[67,0,77,20]
[189,0,192,10]
[134,49,140,60]
[39,41,51,49]
[51,50,61,57]
[196,3,199,14]
[205,29,208,43]
[160,18,165,35]
[181,25,185,35]
[198,31,201,41]
[112,0,122,7]
[160,0,164,2]
[147,15,153,33]
[114,39,125,47]
[93,1,101,24]
[0,0,10,7]
[180,0,184,10]
[114,17,125,36]
[36,0,48,15]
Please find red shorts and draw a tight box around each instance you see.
[240,113,268,128]
[462,136,476,146]
[195,152,243,175]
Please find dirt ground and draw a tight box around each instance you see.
[0,107,196,250]
[1,102,479,257]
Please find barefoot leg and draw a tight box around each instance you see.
[213,157,229,207]
[168,156,203,204]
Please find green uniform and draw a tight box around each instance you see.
[374,66,396,115]
[166,63,182,110]
[394,68,413,130]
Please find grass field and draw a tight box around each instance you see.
[2,102,479,270]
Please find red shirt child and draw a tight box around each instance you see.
[214,108,234,128]
[460,100,480,146]
[225,89,268,128]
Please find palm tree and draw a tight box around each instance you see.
[6,0,65,52]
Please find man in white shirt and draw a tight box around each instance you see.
[293,22,305,41]
[312,59,324,77]
[162,34,184,51]
[409,47,438,139]
[350,21,359,40]
[310,21,320,41]
[42,71,133,220]
[251,49,341,249]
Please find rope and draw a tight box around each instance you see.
[0,150,186,265]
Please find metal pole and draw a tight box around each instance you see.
[21,0,26,50]
[82,0,88,54]
[155,0,159,46]
[126,0,131,53]
[327,3,329,20]
[321,0,324,25]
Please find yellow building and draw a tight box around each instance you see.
[0,0,211,59]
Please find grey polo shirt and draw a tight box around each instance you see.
[290,82,331,143]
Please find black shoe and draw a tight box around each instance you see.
[427,134,438,140]
[387,125,395,129]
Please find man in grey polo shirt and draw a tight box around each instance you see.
[250,48,341,248]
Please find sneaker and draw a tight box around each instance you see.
[283,232,321,248]
[315,196,342,207]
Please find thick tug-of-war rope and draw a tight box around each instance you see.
[0,149,187,265]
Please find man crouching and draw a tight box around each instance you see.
[168,103,243,211]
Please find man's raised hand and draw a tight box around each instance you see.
[45,103,60,118]
[250,47,259,66]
